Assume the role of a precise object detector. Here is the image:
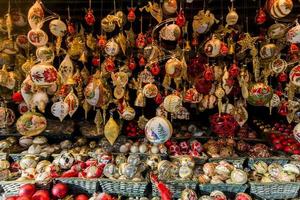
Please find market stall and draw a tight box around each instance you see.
[0,0,299,199]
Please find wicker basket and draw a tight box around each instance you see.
[250,182,300,199]
[55,178,99,195]
[247,157,290,170]
[151,180,197,198]
[0,181,50,196]
[209,157,246,169]
[199,183,248,194]
[99,178,148,197]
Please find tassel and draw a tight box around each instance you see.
[151,174,172,200]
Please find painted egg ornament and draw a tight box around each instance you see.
[121,106,136,121]
[289,65,300,87]
[204,36,222,57]
[16,112,47,137]
[163,94,182,113]
[162,0,177,15]
[51,100,69,122]
[160,24,181,41]
[260,44,279,59]
[36,46,55,63]
[20,155,39,170]
[105,38,120,56]
[27,0,44,29]
[27,29,48,47]
[293,123,300,142]
[58,152,75,170]
[268,23,287,39]
[181,188,197,200]
[49,19,67,37]
[143,83,158,98]
[287,23,300,44]
[230,169,248,184]
[145,116,173,144]
[30,63,58,86]
[247,83,273,106]
[226,6,238,26]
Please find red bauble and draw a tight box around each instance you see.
[195,78,212,95]
[139,55,146,66]
[92,56,100,67]
[290,43,299,54]
[51,183,68,199]
[128,57,136,71]
[150,63,160,76]
[105,58,115,72]
[12,91,23,104]
[32,190,50,200]
[220,42,228,56]
[176,9,186,27]
[210,113,238,137]
[67,22,76,35]
[203,66,214,81]
[136,33,146,49]
[229,62,240,78]
[127,8,136,22]
[278,72,287,82]
[278,101,288,116]
[85,9,95,26]
[75,194,89,200]
[19,183,36,197]
[188,55,206,77]
[255,8,267,25]
[155,93,163,105]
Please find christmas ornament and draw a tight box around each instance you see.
[145,116,173,144]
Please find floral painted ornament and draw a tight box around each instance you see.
[289,65,300,87]
[64,89,79,117]
[143,83,158,98]
[27,0,44,29]
[58,54,73,84]
[163,94,182,113]
[104,115,120,145]
[16,112,47,136]
[145,116,173,144]
[51,99,69,122]
[30,63,58,86]
[247,83,273,106]
[270,58,287,74]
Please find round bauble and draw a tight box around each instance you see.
[145,117,173,144]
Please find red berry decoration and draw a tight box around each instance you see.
[12,91,23,104]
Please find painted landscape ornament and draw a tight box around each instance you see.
[145,116,173,144]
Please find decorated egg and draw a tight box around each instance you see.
[105,38,120,56]
[20,155,39,170]
[260,44,279,59]
[27,29,48,47]
[145,116,173,144]
[162,0,177,15]
[143,83,158,98]
[160,24,181,41]
[230,169,248,184]
[16,112,47,137]
[49,19,67,37]
[36,46,55,63]
[165,58,182,78]
[289,65,300,87]
[293,123,300,142]
[30,63,58,86]
[163,94,182,113]
[58,152,75,169]
[247,83,273,106]
[181,188,198,200]
[267,23,287,39]
[204,36,222,57]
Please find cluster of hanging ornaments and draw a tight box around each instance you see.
[0,0,299,144]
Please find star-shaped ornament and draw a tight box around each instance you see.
[237,33,259,53]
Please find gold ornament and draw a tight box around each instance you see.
[104,114,120,145]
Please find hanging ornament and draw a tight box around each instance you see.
[121,105,136,121]
[36,46,55,63]
[105,38,120,57]
[0,106,15,128]
[27,0,44,29]
[204,36,222,57]
[226,1,239,26]
[176,8,186,27]
[143,83,158,98]
[104,57,116,72]
[58,54,73,84]
[265,0,293,19]
[30,63,58,87]
[247,83,273,106]
[270,58,287,74]
[127,7,136,23]
[163,94,182,113]
[128,56,136,71]
[27,28,48,47]
[104,113,120,145]
[85,0,95,26]
[287,21,300,44]
[136,33,146,49]
[49,19,67,54]
[97,34,107,49]
[51,99,69,122]
[94,109,103,135]
[184,88,202,103]
[192,10,219,34]
[160,24,181,41]
[289,65,300,87]
[162,0,177,15]
[255,8,267,24]
[215,85,225,115]
[64,89,79,117]
[145,116,173,144]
